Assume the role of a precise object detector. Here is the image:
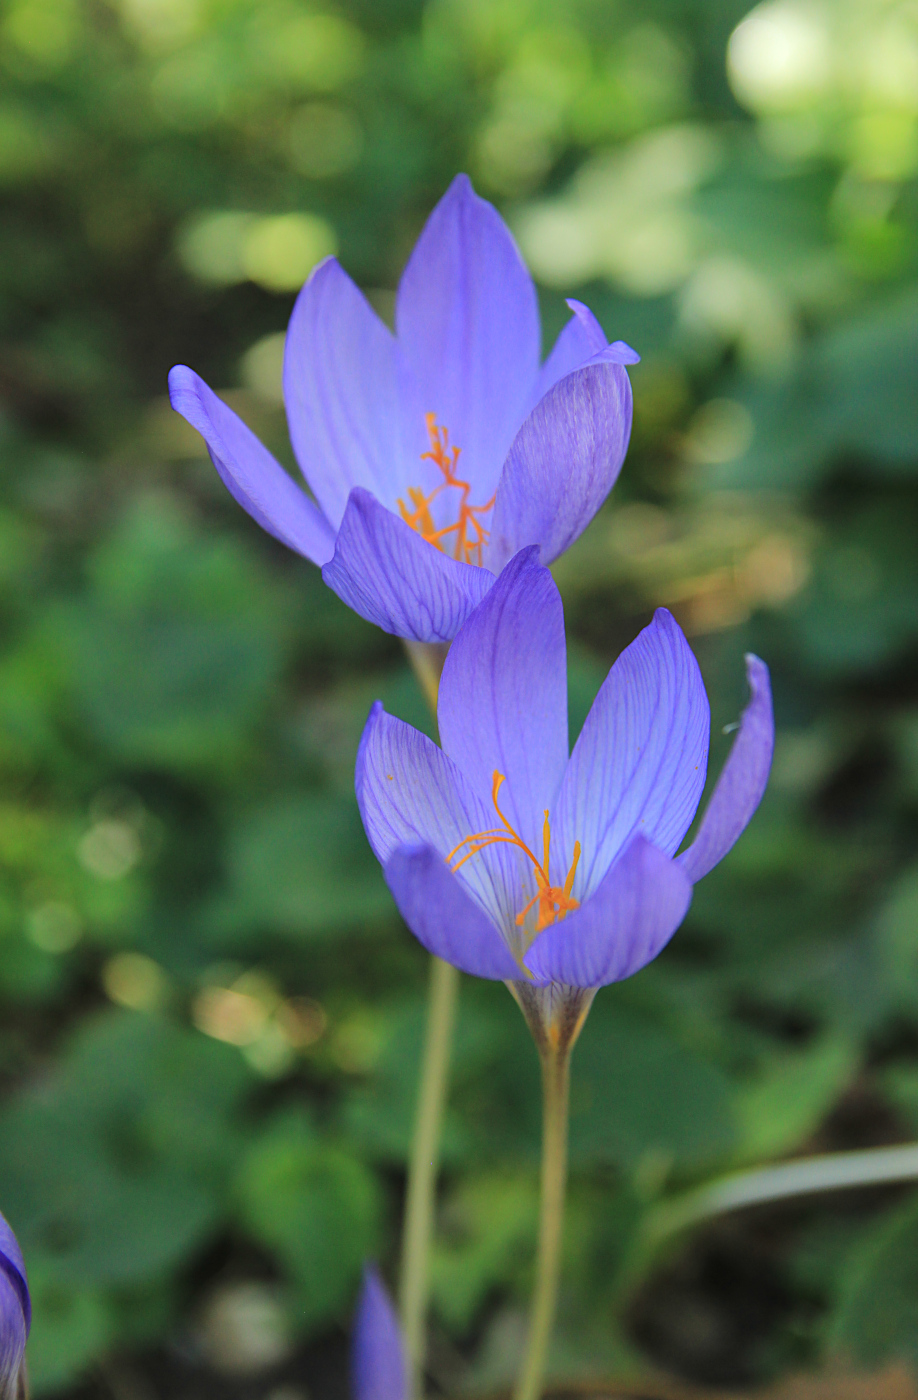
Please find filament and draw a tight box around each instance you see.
[398,414,495,566]
[447,771,581,933]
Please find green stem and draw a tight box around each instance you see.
[398,954,459,1400]
[398,637,454,1400]
[514,1045,572,1400]
[404,640,448,715]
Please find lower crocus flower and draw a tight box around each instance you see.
[0,1213,29,1399]
[169,175,638,644]
[352,1267,406,1400]
[356,548,773,1049]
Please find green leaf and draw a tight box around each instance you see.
[237,1113,381,1332]
[876,864,918,1011]
[431,1171,538,1332]
[828,1194,918,1366]
[570,1005,736,1177]
[879,1065,918,1136]
[56,494,289,773]
[785,493,918,676]
[0,1010,251,1286]
[26,1262,116,1396]
[734,1034,857,1164]
[213,792,391,940]
[718,285,918,490]
[339,998,469,1165]
[63,605,281,770]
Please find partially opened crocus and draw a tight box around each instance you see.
[169,175,638,643]
[356,548,774,1047]
[352,1266,406,1400]
[0,1212,29,1399]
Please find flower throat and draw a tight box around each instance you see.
[447,772,581,934]
[398,414,495,566]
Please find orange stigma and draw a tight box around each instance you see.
[397,414,495,567]
[446,771,581,934]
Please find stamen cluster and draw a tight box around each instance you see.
[447,771,581,935]
[397,415,495,567]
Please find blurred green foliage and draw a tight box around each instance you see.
[1,0,918,1391]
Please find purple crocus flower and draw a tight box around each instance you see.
[168,175,638,644]
[356,549,773,1046]
[352,1266,406,1400]
[0,1212,29,1399]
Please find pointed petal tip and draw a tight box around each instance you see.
[648,606,691,646]
[167,361,191,391]
[287,253,343,321]
[322,487,494,642]
[743,653,772,707]
[167,362,203,417]
[500,545,561,615]
[293,252,360,307]
[507,542,543,573]
[677,651,774,885]
[607,340,641,364]
[352,1265,406,1400]
[447,171,475,197]
[551,601,709,891]
[283,254,398,528]
[354,698,390,814]
[490,357,634,570]
[166,365,336,565]
[559,301,640,365]
[437,540,567,854]
[396,174,539,494]
[305,251,340,284]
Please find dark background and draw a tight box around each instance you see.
[1,0,918,1393]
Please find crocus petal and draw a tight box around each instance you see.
[168,366,335,565]
[531,299,640,406]
[385,845,522,980]
[284,258,407,528]
[395,175,540,499]
[352,1266,407,1400]
[0,1212,29,1399]
[322,488,494,642]
[356,700,523,934]
[488,361,633,572]
[524,835,692,988]
[678,654,774,884]
[438,548,568,855]
[554,609,709,899]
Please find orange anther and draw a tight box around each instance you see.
[397,416,495,566]
[446,771,581,934]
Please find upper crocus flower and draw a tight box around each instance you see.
[0,1212,29,1399]
[352,1266,406,1400]
[356,550,774,1046]
[169,175,638,644]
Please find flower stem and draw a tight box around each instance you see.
[404,640,449,714]
[398,953,459,1399]
[514,1044,572,1400]
[398,637,454,1400]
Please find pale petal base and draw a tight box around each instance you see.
[507,980,597,1058]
